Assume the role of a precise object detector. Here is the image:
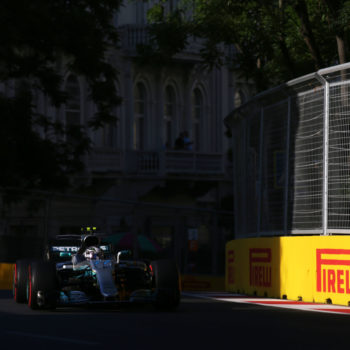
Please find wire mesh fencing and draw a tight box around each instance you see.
[227,63,350,237]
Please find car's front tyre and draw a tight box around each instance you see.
[151,259,181,311]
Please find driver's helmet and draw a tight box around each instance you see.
[84,246,102,260]
[83,235,99,247]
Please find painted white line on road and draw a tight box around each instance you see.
[5,330,100,346]
[184,292,350,315]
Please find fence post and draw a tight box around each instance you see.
[257,108,264,236]
[241,118,248,235]
[231,127,239,239]
[316,73,330,236]
[283,97,291,235]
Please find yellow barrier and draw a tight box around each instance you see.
[226,236,350,305]
[181,274,225,291]
[0,263,14,290]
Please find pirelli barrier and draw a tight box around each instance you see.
[181,274,225,291]
[226,236,350,306]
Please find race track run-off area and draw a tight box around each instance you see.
[185,292,350,315]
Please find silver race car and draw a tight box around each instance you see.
[13,233,180,310]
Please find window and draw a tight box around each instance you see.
[97,86,121,149]
[164,85,176,149]
[134,82,147,150]
[192,88,203,151]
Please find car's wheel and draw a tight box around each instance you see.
[13,259,30,303]
[28,261,58,310]
[151,259,180,311]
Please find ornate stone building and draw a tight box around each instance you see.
[1,1,253,274]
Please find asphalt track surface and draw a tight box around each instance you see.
[2,291,350,349]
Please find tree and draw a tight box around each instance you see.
[321,0,350,65]
[143,0,350,91]
[0,0,122,192]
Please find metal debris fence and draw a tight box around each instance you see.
[226,63,350,237]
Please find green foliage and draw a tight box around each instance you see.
[143,0,350,91]
[137,5,190,66]
[0,0,122,193]
[0,82,91,190]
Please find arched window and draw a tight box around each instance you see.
[164,85,176,149]
[192,88,203,151]
[134,82,147,150]
[100,87,120,149]
[65,75,81,141]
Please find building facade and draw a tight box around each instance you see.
[0,1,253,274]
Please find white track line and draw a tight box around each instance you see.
[183,292,350,315]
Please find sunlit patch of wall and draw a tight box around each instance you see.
[226,236,350,306]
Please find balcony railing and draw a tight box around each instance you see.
[118,25,150,50]
[165,151,224,174]
[87,149,225,176]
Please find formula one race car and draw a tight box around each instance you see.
[13,233,180,310]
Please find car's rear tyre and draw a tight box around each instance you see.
[28,261,58,310]
[13,259,30,303]
[151,259,180,311]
